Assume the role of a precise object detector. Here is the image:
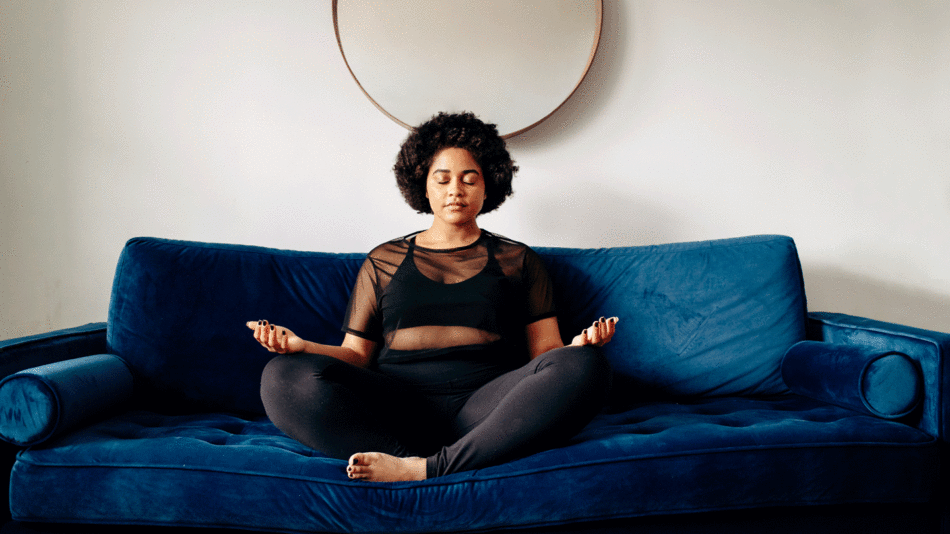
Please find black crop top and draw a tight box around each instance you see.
[342,231,557,363]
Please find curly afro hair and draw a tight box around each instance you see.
[394,112,518,215]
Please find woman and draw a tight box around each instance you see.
[248,112,617,482]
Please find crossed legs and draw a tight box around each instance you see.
[261,345,611,481]
[420,345,612,478]
[260,352,443,461]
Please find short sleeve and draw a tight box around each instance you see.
[342,257,383,342]
[522,247,557,324]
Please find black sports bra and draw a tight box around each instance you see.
[377,235,522,364]
[341,230,558,363]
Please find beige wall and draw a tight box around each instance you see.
[2,0,949,340]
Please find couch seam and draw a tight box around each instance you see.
[15,437,936,489]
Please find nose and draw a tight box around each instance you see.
[448,179,464,197]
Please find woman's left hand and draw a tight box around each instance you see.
[571,317,619,347]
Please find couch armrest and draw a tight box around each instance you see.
[0,322,107,380]
[808,312,950,440]
[0,354,133,447]
[782,340,922,419]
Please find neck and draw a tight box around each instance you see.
[418,220,482,249]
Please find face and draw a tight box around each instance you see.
[426,147,486,225]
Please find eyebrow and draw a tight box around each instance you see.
[432,169,480,175]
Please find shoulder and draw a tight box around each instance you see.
[483,230,547,276]
[362,232,419,274]
[483,230,530,251]
[485,230,545,260]
[367,232,419,257]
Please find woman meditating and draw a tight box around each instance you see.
[248,112,617,482]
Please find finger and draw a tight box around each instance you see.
[253,320,264,343]
[266,324,278,352]
[597,318,608,339]
[246,321,257,330]
[587,322,602,345]
[601,318,615,345]
[606,317,619,338]
[578,329,589,345]
[278,329,289,354]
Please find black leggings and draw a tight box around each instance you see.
[260,345,612,478]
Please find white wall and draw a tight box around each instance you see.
[2,0,949,340]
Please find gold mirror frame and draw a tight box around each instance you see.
[333,1,603,138]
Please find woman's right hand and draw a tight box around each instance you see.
[246,320,307,354]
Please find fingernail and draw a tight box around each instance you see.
[352,458,359,465]
[599,317,605,323]
[282,330,286,335]
[258,320,262,325]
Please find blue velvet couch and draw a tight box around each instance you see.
[1,234,948,533]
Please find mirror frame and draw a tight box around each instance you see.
[332,0,603,139]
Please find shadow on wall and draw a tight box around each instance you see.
[507,0,629,151]
[804,266,950,334]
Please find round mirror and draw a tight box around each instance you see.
[333,0,602,138]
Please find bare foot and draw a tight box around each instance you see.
[347,452,427,482]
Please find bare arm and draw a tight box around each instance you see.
[246,320,376,368]
[525,316,619,360]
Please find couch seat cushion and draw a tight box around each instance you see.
[11,396,936,533]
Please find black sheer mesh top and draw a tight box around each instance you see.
[343,230,557,364]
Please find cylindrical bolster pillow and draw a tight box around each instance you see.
[0,354,134,447]
[781,341,922,419]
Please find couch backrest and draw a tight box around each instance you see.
[537,235,807,401]
[108,238,364,413]
[108,235,806,414]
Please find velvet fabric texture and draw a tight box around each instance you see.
[4,235,947,533]
[0,322,106,379]
[107,238,364,414]
[808,312,950,441]
[0,354,133,446]
[536,235,807,399]
[10,397,937,533]
[106,235,806,415]
[782,341,922,419]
